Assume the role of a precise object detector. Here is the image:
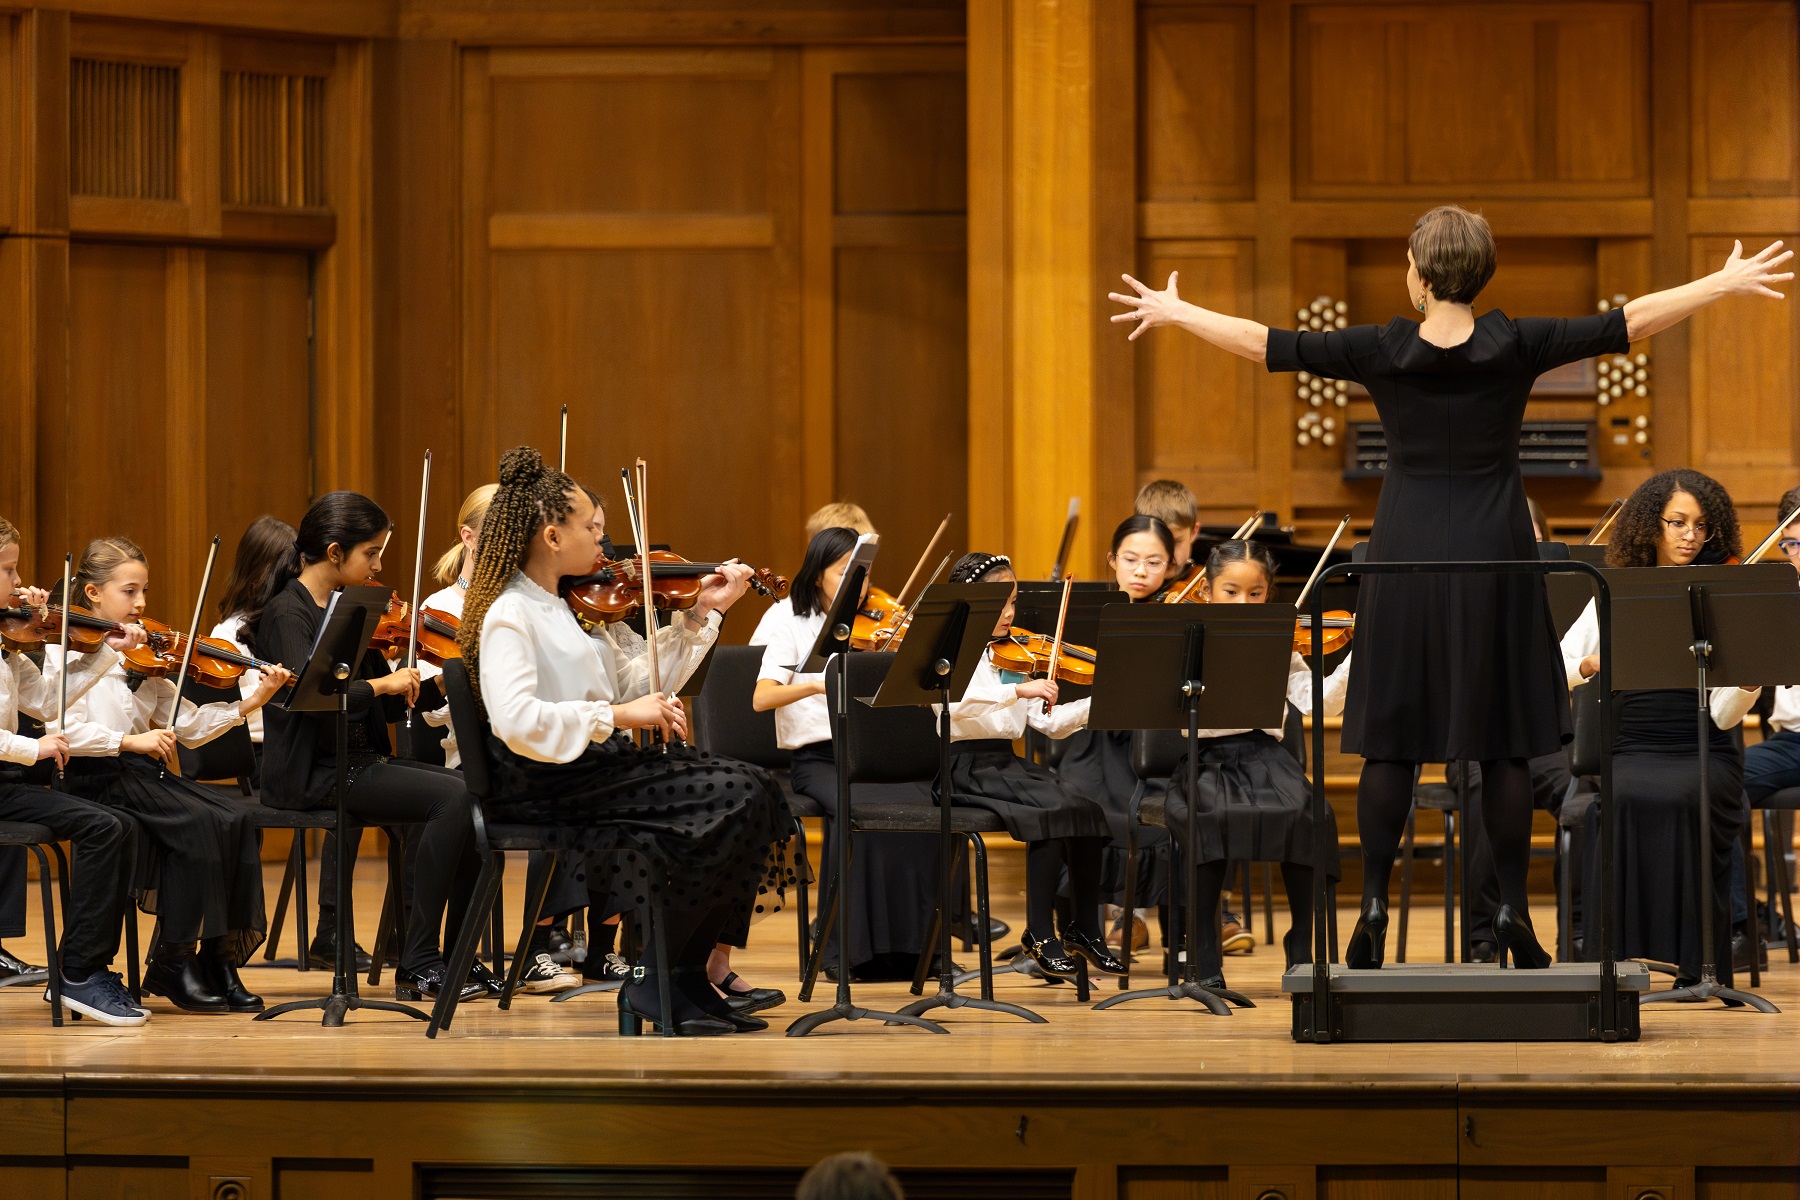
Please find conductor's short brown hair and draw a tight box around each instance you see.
[1410,205,1496,305]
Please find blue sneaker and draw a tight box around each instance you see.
[50,970,149,1027]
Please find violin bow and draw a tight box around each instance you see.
[1232,510,1264,540]
[1049,497,1080,581]
[877,555,951,652]
[404,449,432,735]
[1294,515,1352,613]
[558,406,569,474]
[1745,502,1800,564]
[158,537,221,777]
[1582,499,1624,545]
[1044,574,1074,713]
[629,459,673,746]
[894,512,953,608]
[55,553,71,789]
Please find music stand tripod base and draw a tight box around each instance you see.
[1283,961,1649,1042]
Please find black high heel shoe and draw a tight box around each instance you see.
[1061,928,1127,975]
[1343,897,1389,970]
[1020,930,1081,979]
[617,978,735,1037]
[1494,905,1551,969]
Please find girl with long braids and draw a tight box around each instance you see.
[1562,469,1759,985]
[939,552,1127,981]
[462,447,791,1037]
[54,537,292,1014]
[251,491,486,1004]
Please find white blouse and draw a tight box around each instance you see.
[479,572,719,764]
[942,655,1092,742]
[416,581,464,765]
[749,601,830,751]
[1560,599,1758,730]
[0,645,119,765]
[50,645,245,756]
[1769,686,1800,735]
[210,612,264,743]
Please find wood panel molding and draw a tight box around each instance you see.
[488,212,775,250]
[402,2,963,44]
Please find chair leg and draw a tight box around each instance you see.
[489,868,506,979]
[1397,806,1416,963]
[1327,879,1339,962]
[31,846,61,1027]
[1769,808,1799,964]
[294,830,313,971]
[1442,809,1457,964]
[368,856,396,987]
[970,835,996,1002]
[791,816,811,980]
[1740,812,1761,989]
[265,832,300,965]
[798,870,837,1003]
[123,908,141,1003]
[1556,827,1573,963]
[428,851,503,1038]
[1119,807,1139,991]
[502,853,552,1009]
[1261,862,1276,945]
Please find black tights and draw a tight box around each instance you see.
[626,899,736,1022]
[1358,757,1534,914]
[1191,858,1315,980]
[1025,837,1105,941]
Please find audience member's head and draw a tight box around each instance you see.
[796,1152,905,1200]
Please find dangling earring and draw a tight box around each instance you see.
[1416,293,1428,314]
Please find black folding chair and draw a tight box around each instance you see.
[0,823,69,1025]
[690,644,816,976]
[431,658,674,1038]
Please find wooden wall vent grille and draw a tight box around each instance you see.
[70,59,180,200]
[222,71,326,208]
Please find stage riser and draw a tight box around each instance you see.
[8,1089,1794,1200]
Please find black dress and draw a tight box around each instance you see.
[1580,690,1743,984]
[1163,731,1340,877]
[1266,307,1630,761]
[1056,729,1168,906]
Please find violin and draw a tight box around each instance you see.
[850,587,904,652]
[988,630,1097,686]
[0,597,130,655]
[1294,612,1355,657]
[120,616,287,688]
[560,551,789,627]
[366,593,463,667]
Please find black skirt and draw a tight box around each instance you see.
[486,738,792,937]
[1581,748,1743,984]
[64,753,266,964]
[946,739,1108,843]
[1162,732,1340,877]
[1055,729,1168,906]
[790,741,938,970]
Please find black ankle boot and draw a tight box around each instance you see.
[1344,897,1389,970]
[199,949,264,1013]
[144,949,229,1013]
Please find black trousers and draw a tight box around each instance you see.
[296,759,476,974]
[0,845,23,940]
[0,781,132,979]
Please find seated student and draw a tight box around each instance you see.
[1739,483,1800,955]
[1563,469,1760,986]
[1054,514,1176,953]
[938,552,1126,979]
[1134,480,1203,592]
[1161,539,1350,991]
[752,525,938,982]
[465,447,790,1035]
[0,517,148,1025]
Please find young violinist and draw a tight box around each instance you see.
[1740,484,1800,954]
[209,515,298,766]
[939,552,1126,980]
[1054,515,1176,954]
[1162,539,1351,991]
[463,447,791,1036]
[0,519,151,1024]
[1134,480,1203,590]
[249,491,487,1004]
[53,537,291,1014]
[751,524,939,982]
[1562,470,1758,985]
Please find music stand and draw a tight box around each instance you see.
[1088,603,1294,1016]
[871,582,1041,1026]
[787,538,946,1036]
[257,586,428,1026]
[1604,564,1798,1012]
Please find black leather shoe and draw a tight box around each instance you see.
[1494,905,1551,969]
[395,964,485,1003]
[1469,939,1497,964]
[0,946,44,980]
[307,932,374,972]
[716,971,786,1015]
[1062,928,1127,975]
[466,962,506,1000]
[1344,897,1389,970]
[1198,972,1229,992]
[199,954,264,1013]
[987,917,1011,943]
[1731,930,1769,973]
[143,955,230,1013]
[1020,930,1081,979]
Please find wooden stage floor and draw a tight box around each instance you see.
[3,854,1798,1198]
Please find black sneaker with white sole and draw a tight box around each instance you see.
[519,951,581,993]
[51,971,148,1027]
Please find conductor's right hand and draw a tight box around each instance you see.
[614,693,687,741]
